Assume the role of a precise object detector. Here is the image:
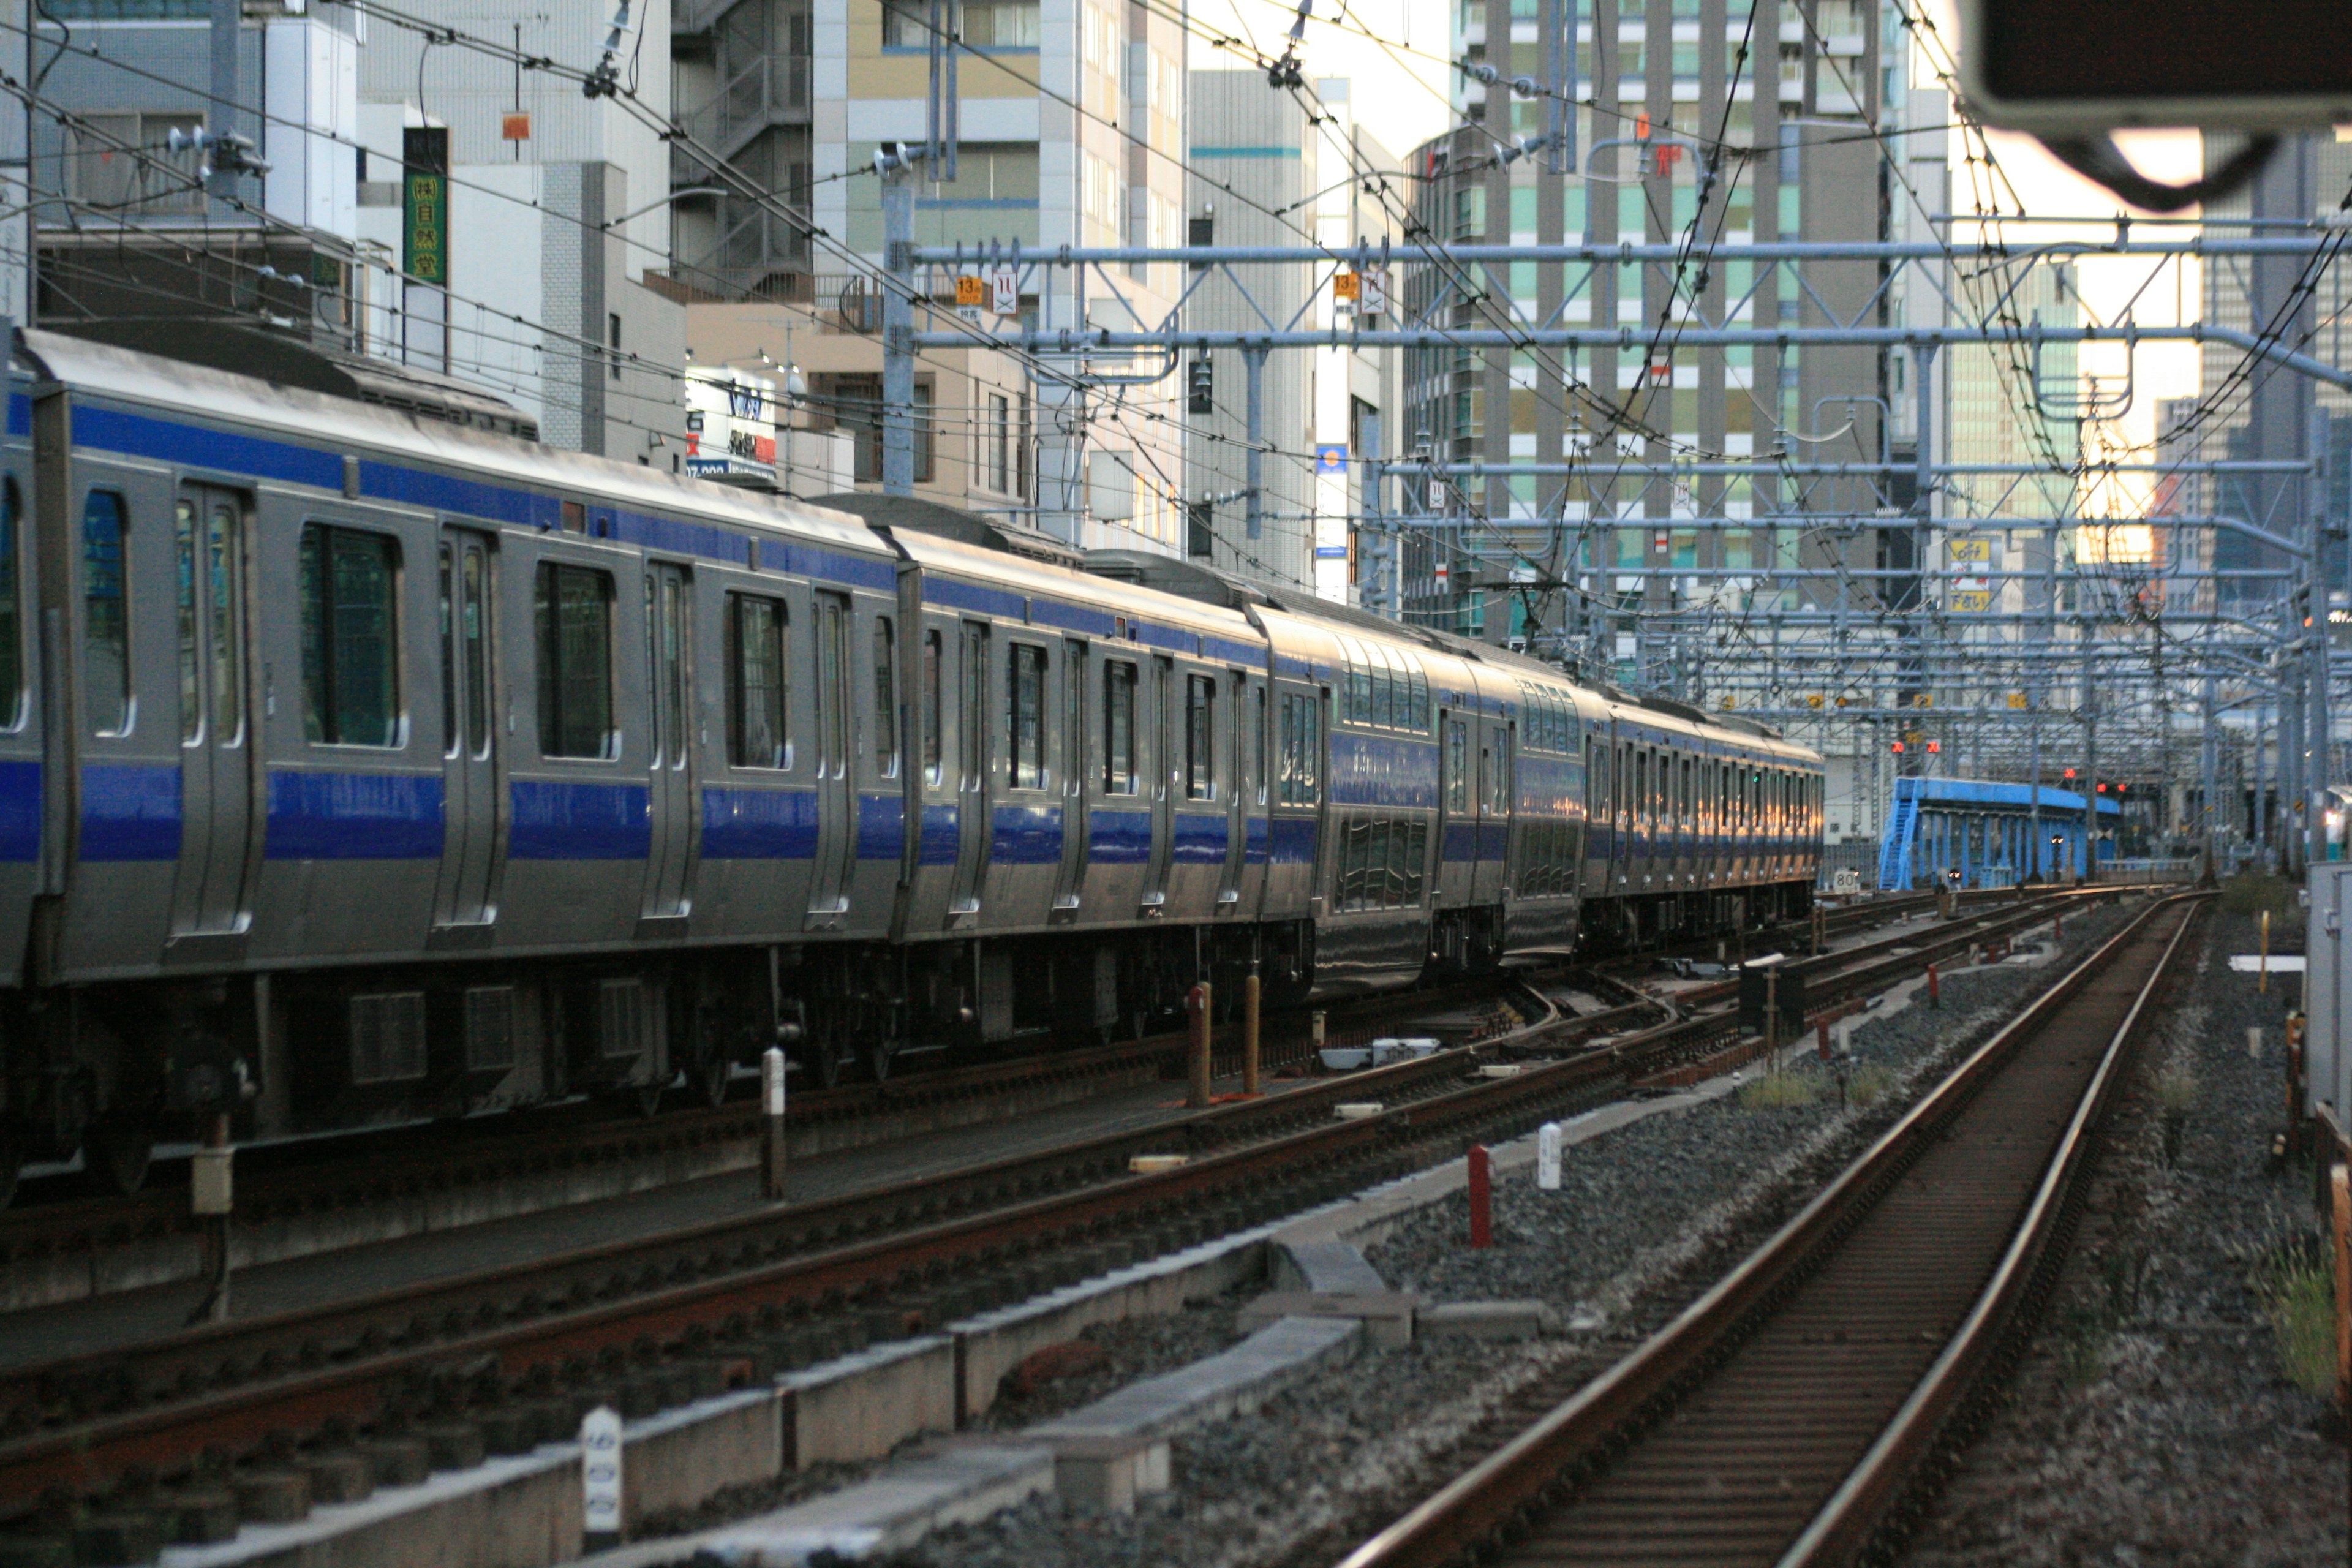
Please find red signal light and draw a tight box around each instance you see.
[1890,741,1905,753]
[1926,741,1941,753]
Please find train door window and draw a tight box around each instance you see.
[1445,719,1468,813]
[206,497,244,744]
[872,617,899,777]
[82,490,131,736]
[1184,673,1215,799]
[815,595,850,777]
[173,499,200,741]
[1250,679,1266,805]
[1277,690,1319,805]
[1681,758,1693,824]
[957,623,987,788]
[922,628,944,785]
[724,593,788,768]
[1489,729,1512,818]
[1065,641,1088,788]
[297,524,402,746]
[461,546,489,756]
[1009,643,1047,789]
[0,478,20,729]
[533,562,616,759]
[1104,658,1138,794]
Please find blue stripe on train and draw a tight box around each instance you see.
[1088,807,1152,865]
[509,778,651,860]
[858,794,905,861]
[0,758,39,862]
[266,769,443,859]
[1268,816,1316,865]
[81,761,180,861]
[992,803,1062,864]
[700,786,818,859]
[918,802,960,867]
[1171,813,1226,864]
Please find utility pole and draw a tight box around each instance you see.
[209,0,240,214]
[0,0,27,331]
[2309,404,2335,870]
[1243,345,1267,541]
[880,148,918,497]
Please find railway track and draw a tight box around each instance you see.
[1335,889,2204,1568]
[0,888,2102,1540]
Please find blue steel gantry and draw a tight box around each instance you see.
[1876,777,2122,892]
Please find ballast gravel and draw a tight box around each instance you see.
[1894,902,2348,1568]
[852,897,2155,1568]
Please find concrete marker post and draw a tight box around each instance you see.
[1186,983,1213,1109]
[187,1112,233,1326]
[581,1404,623,1552]
[1242,968,1262,1098]
[2250,1025,2264,1062]
[1537,1122,1561,1191]
[1468,1144,1493,1248]
[761,1047,788,1203]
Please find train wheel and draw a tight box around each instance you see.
[85,1119,154,1197]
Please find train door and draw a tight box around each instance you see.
[1438,710,1472,906]
[949,620,989,915]
[1485,723,1513,896]
[805,590,856,924]
[170,483,255,937]
[1142,654,1174,908]
[639,562,696,922]
[1051,638,1088,914]
[1217,669,1248,910]
[435,528,501,928]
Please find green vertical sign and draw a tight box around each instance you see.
[403,126,450,284]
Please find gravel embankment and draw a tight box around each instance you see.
[1895,902,2348,1568]
[861,898,2147,1568]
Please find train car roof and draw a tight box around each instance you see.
[17,328,895,566]
[885,524,1268,661]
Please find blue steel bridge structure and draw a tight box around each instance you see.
[1876,777,2123,892]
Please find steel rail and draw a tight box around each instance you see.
[0,891,2083,1514]
[1333,891,2202,1568]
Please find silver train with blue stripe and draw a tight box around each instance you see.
[0,330,1823,1196]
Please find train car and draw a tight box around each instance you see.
[0,327,1826,1204]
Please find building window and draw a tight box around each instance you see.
[990,393,1011,492]
[1008,643,1046,788]
[534,562,616,758]
[725,592,788,768]
[82,489,131,736]
[64,112,204,216]
[1103,659,1137,794]
[298,524,402,747]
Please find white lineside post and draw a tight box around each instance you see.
[1537,1121,1561,1191]
[581,1404,623,1550]
[188,1112,233,1325]
[761,1046,788,1202]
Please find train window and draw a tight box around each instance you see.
[922,628,943,785]
[297,525,402,747]
[1252,682,1267,805]
[1341,640,1370,726]
[1445,720,1468,814]
[1009,643,1047,789]
[958,625,987,788]
[1278,690,1319,805]
[1184,674,1215,799]
[1103,659,1138,794]
[1681,758,1693,823]
[82,490,131,737]
[534,562,616,760]
[873,618,899,777]
[0,480,17,729]
[1395,817,1427,905]
[1404,666,1428,733]
[724,594,788,769]
[174,501,202,742]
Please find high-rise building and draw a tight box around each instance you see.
[1401,0,1888,685]
[1178,73,1403,598]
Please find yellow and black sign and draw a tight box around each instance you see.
[954,274,987,307]
[403,126,449,285]
[1947,538,1991,564]
[1332,271,1360,301]
[2007,692,2029,709]
[1949,589,1993,612]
